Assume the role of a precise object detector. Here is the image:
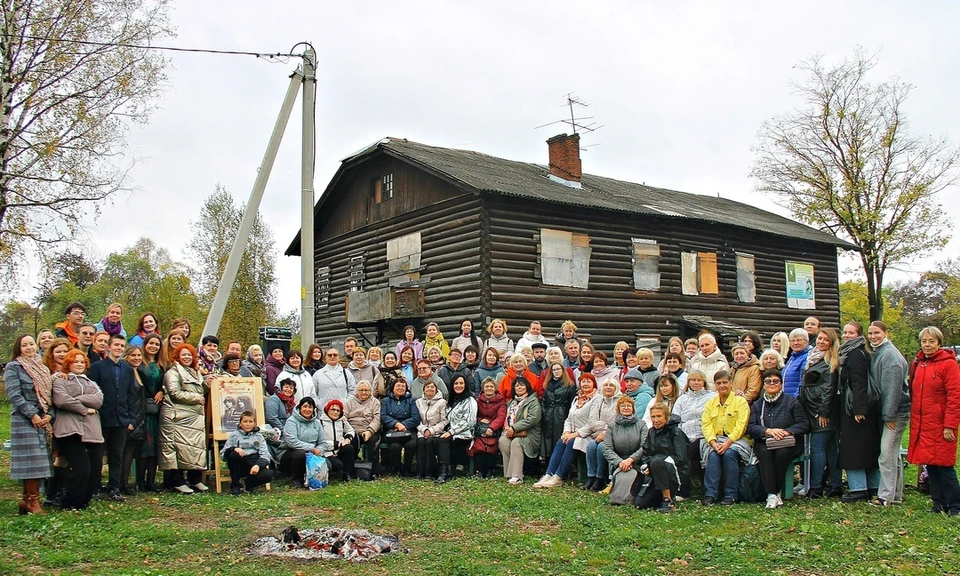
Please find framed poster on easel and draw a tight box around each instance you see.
[206,376,268,492]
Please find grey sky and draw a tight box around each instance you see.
[23,0,959,316]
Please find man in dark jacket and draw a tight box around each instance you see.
[436,348,475,394]
[88,334,138,502]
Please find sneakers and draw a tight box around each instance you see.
[542,475,564,488]
[508,477,523,485]
[533,474,552,488]
[656,499,676,513]
[173,484,194,495]
[765,494,781,509]
[191,482,209,493]
[108,488,126,503]
[719,498,736,506]
[701,496,716,506]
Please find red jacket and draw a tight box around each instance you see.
[907,348,960,467]
[471,393,506,455]
[498,368,542,399]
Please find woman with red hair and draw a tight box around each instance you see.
[159,343,209,494]
[52,350,103,509]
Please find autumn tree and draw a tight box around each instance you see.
[0,0,173,275]
[752,49,960,321]
[188,185,278,346]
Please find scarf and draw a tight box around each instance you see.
[762,390,783,403]
[199,349,219,376]
[276,390,296,414]
[805,347,825,370]
[17,354,54,440]
[100,317,124,336]
[839,336,865,366]
[575,388,596,408]
[615,413,638,426]
[625,386,642,401]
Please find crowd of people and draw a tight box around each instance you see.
[5,306,960,517]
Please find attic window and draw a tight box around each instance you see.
[538,228,591,289]
[374,173,394,203]
[681,252,718,296]
[631,238,660,291]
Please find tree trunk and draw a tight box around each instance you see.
[863,257,883,322]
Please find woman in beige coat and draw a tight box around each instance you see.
[159,343,209,494]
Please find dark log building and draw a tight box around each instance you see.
[286,134,854,357]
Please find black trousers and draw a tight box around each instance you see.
[474,451,497,475]
[352,433,381,473]
[680,438,703,498]
[754,441,803,495]
[927,464,960,513]
[280,449,309,480]
[326,443,357,479]
[381,438,416,474]
[635,455,680,509]
[166,469,203,487]
[223,448,273,489]
[122,438,144,489]
[58,434,104,509]
[416,436,450,477]
[450,438,472,472]
[100,426,128,490]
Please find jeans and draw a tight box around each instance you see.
[585,438,608,479]
[704,449,739,500]
[809,430,840,490]
[545,439,577,477]
[877,419,908,502]
[927,465,960,513]
[846,468,880,492]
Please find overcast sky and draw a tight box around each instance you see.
[20,0,960,317]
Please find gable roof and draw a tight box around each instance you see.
[285,137,856,255]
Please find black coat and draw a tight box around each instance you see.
[436,363,476,397]
[541,379,576,455]
[799,359,837,433]
[748,393,810,443]
[837,341,881,469]
[87,357,138,428]
[640,414,690,484]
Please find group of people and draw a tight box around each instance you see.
[6,309,959,518]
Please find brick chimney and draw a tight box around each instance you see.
[547,133,582,183]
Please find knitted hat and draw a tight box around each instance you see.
[324,399,344,415]
[624,367,644,381]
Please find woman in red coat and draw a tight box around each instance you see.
[497,354,542,399]
[907,326,960,516]
[470,377,507,477]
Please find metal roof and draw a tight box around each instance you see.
[285,137,856,255]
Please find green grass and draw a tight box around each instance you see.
[1,403,958,575]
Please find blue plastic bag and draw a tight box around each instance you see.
[305,452,329,490]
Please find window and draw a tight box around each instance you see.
[374,173,394,203]
[316,266,330,308]
[349,254,365,292]
[631,238,660,291]
[681,251,718,296]
[736,253,756,303]
[539,228,591,289]
[386,232,422,287]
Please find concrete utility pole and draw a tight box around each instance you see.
[200,46,317,344]
[300,47,317,349]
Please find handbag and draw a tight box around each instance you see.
[384,431,412,442]
[144,397,160,415]
[765,436,796,450]
[354,461,375,481]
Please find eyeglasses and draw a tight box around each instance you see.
[763,378,782,384]
[326,353,339,357]
[70,311,86,316]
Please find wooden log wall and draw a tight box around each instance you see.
[313,194,484,348]
[485,195,842,356]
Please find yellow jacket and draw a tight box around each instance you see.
[701,394,750,444]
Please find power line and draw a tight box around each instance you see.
[1,33,304,60]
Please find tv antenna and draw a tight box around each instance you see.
[535,92,603,149]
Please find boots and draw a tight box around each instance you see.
[23,480,45,515]
[435,465,451,484]
[18,483,28,515]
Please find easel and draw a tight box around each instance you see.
[204,376,271,493]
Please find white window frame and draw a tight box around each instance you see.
[631,238,660,291]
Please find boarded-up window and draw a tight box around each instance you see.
[737,253,756,303]
[349,253,365,292]
[681,252,698,295]
[540,228,591,289]
[386,232,422,287]
[631,238,660,291]
[316,266,330,308]
[698,252,718,294]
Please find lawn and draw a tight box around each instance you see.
[1,402,958,576]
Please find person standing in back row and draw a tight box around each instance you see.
[87,334,137,503]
